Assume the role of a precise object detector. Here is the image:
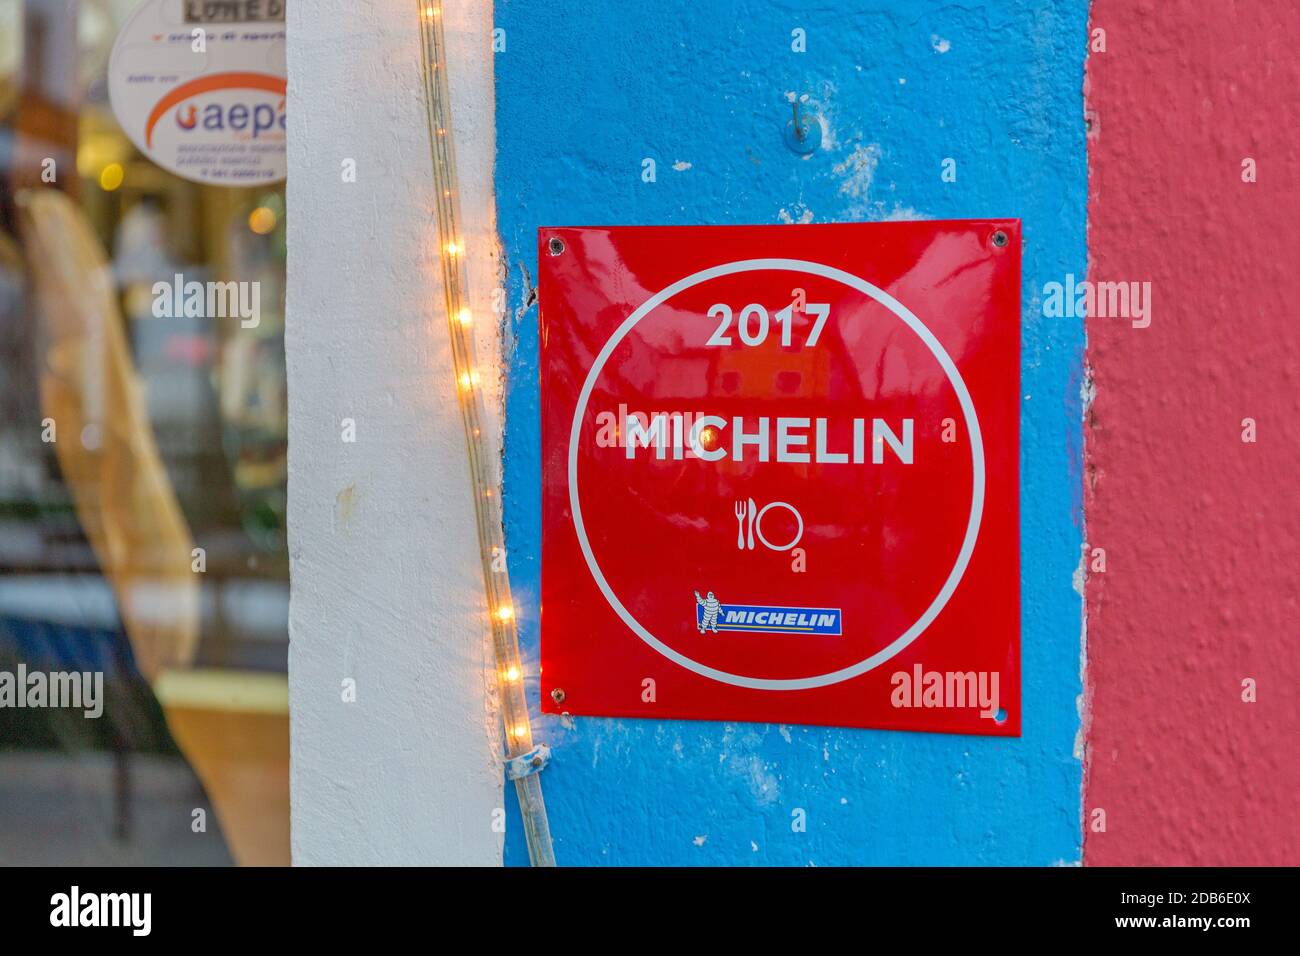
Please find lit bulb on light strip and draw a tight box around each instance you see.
[496,606,514,622]
[458,307,473,327]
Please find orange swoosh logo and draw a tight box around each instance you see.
[145,71,287,148]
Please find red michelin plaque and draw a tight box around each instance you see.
[538,221,1020,735]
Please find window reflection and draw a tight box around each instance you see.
[0,0,288,865]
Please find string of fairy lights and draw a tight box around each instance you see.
[416,1,555,866]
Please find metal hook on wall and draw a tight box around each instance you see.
[784,98,823,155]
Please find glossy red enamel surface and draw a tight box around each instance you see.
[538,221,1020,734]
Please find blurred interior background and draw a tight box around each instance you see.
[0,0,288,865]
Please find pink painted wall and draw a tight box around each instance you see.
[1083,1,1300,864]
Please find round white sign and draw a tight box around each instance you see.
[108,0,287,186]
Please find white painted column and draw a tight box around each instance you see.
[285,1,503,865]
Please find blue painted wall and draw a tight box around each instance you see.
[495,0,1087,865]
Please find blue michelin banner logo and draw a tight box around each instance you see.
[694,598,842,636]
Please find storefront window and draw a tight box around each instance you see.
[0,0,288,865]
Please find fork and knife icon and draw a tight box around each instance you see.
[733,498,758,550]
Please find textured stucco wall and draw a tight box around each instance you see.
[285,2,503,864]
[1083,1,1300,865]
[496,0,1089,865]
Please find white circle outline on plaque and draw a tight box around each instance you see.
[755,501,804,552]
[567,258,985,690]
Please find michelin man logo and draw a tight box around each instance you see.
[694,590,721,633]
